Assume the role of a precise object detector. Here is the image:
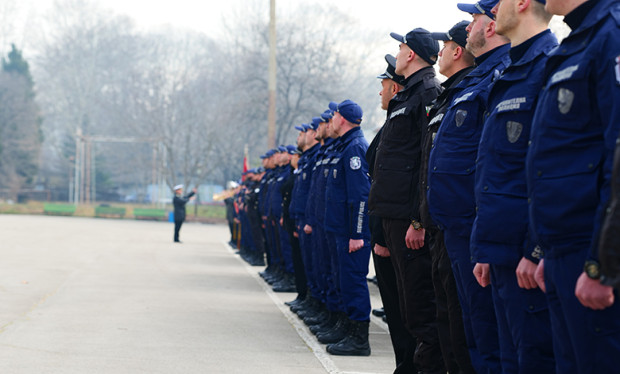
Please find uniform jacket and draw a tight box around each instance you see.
[269,164,292,219]
[526,0,620,259]
[368,66,442,221]
[258,168,275,218]
[173,190,195,222]
[366,127,386,247]
[471,30,558,266]
[420,66,474,231]
[291,143,320,221]
[306,138,338,228]
[427,44,511,236]
[325,126,370,239]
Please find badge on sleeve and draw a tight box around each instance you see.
[506,121,523,143]
[557,88,574,114]
[350,156,361,170]
[455,110,467,127]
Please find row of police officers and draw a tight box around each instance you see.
[232,0,620,372]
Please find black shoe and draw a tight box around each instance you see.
[174,240,182,243]
[371,307,385,317]
[285,297,305,307]
[310,311,339,335]
[317,314,350,344]
[382,315,387,323]
[366,275,377,284]
[303,309,329,326]
[326,320,371,356]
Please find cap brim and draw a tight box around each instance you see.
[431,32,450,41]
[390,32,405,43]
[377,73,390,80]
[385,54,397,66]
[328,101,338,112]
[457,3,480,14]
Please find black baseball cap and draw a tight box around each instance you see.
[431,21,470,49]
[377,54,406,85]
[390,28,439,66]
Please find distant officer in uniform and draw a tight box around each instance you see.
[323,99,372,356]
[470,0,557,371]
[173,184,196,243]
[526,0,620,372]
[368,27,444,373]
[427,1,510,371]
[424,20,476,374]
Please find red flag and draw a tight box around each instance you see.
[241,145,249,181]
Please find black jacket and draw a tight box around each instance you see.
[368,66,442,220]
[173,190,195,222]
[366,127,386,247]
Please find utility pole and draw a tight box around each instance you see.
[267,0,277,148]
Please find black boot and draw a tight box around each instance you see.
[273,273,297,292]
[326,320,371,356]
[303,305,329,326]
[317,314,350,344]
[310,310,339,335]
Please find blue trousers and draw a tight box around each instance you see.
[443,229,501,374]
[490,264,554,374]
[297,223,318,298]
[544,250,620,374]
[325,230,344,312]
[334,235,371,321]
[276,221,294,274]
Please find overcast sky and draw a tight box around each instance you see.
[23,0,472,39]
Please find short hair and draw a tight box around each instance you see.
[532,0,553,23]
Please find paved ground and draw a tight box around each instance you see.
[0,215,395,374]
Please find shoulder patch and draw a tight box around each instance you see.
[350,156,362,170]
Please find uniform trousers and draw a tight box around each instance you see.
[489,264,554,374]
[442,228,501,374]
[382,218,444,374]
[429,230,475,374]
[334,234,371,321]
[325,230,344,312]
[372,250,417,373]
[544,250,620,374]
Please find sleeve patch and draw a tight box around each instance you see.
[350,156,361,170]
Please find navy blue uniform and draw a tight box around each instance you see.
[428,44,511,374]
[324,126,371,322]
[526,1,620,372]
[473,30,558,374]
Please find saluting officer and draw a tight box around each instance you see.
[427,1,510,372]
[470,0,558,371]
[527,0,620,372]
[172,184,196,243]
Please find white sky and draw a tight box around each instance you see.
[24,0,470,39]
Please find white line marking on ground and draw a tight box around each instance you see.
[221,241,387,374]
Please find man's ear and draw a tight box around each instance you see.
[454,45,464,61]
[486,19,497,38]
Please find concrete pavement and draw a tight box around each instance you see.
[0,215,395,374]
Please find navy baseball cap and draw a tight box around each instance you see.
[457,0,498,20]
[310,117,322,130]
[295,124,306,132]
[329,100,363,125]
[277,145,287,153]
[260,149,275,159]
[320,109,333,121]
[377,54,406,85]
[432,20,470,49]
[285,145,298,155]
[390,28,439,66]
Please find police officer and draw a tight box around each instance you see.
[368,27,444,373]
[368,54,419,373]
[427,1,510,372]
[172,184,196,243]
[424,21,476,374]
[322,99,372,356]
[469,1,557,371]
[527,0,620,372]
